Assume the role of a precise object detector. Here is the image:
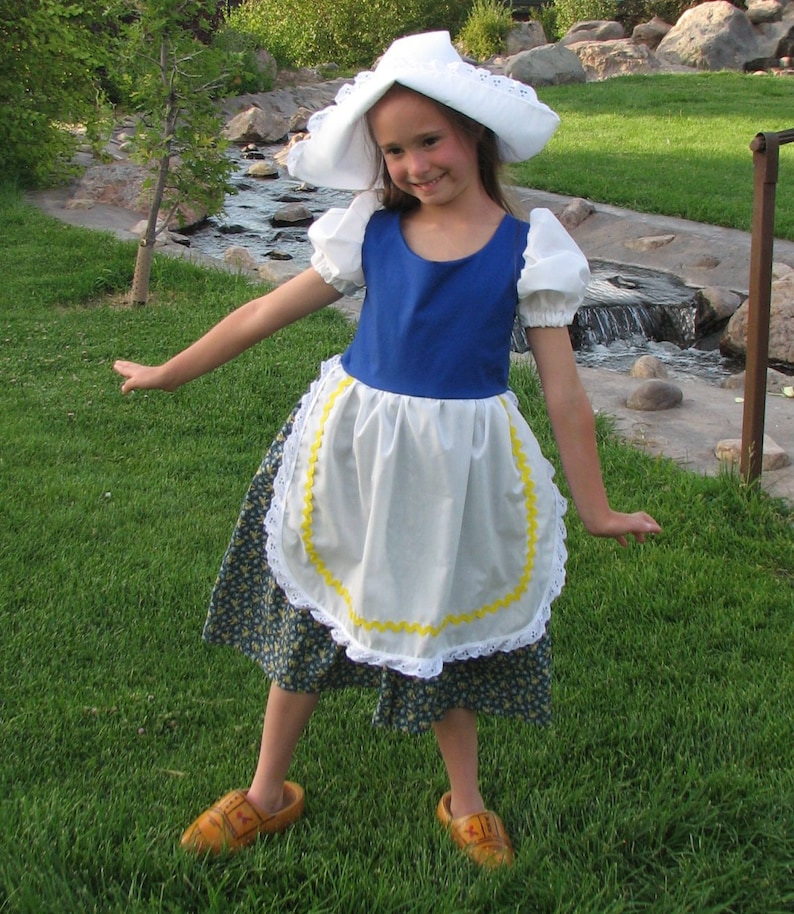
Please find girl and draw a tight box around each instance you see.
[114,31,661,868]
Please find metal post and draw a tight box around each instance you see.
[740,129,794,485]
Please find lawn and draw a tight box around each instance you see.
[513,71,794,241]
[1,133,793,914]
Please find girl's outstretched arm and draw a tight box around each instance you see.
[113,268,342,394]
[525,325,662,547]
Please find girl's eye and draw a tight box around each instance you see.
[422,136,439,147]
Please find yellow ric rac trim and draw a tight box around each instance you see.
[301,390,538,638]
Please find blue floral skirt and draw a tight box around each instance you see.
[203,408,553,734]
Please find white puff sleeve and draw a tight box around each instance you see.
[308,190,381,295]
[517,208,590,328]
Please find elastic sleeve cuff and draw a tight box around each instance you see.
[517,208,590,328]
[307,190,381,294]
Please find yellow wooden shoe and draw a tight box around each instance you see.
[181,783,304,855]
[436,792,515,868]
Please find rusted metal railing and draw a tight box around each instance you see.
[740,128,794,485]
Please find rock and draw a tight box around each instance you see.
[223,246,258,271]
[568,39,663,80]
[288,106,313,132]
[720,366,793,392]
[505,21,547,55]
[561,20,625,45]
[746,0,784,26]
[556,197,594,232]
[626,379,683,410]
[246,160,279,178]
[632,16,674,50]
[715,434,789,470]
[270,202,313,227]
[624,234,676,252]
[630,355,669,378]
[720,271,794,368]
[505,43,587,87]
[72,162,146,212]
[64,198,96,210]
[257,260,303,285]
[656,1,761,71]
[695,286,744,335]
[223,106,290,144]
[131,218,165,236]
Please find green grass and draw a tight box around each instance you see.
[1,184,793,914]
[512,72,794,240]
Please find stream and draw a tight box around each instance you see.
[185,145,743,384]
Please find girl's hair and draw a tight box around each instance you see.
[366,86,518,216]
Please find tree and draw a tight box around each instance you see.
[120,0,235,304]
[0,0,113,188]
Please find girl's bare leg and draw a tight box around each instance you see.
[432,708,485,818]
[246,683,319,813]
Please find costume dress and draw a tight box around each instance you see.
[204,191,589,733]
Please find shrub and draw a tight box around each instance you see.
[0,0,113,188]
[456,0,514,61]
[223,0,473,69]
[613,0,690,33]
[553,0,619,35]
[209,27,275,95]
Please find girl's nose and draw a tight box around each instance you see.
[406,150,430,176]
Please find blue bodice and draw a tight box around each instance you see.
[341,209,530,399]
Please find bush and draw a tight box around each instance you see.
[613,0,690,33]
[0,0,113,188]
[456,0,514,60]
[553,0,619,35]
[208,27,275,95]
[224,0,473,69]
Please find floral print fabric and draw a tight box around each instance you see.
[203,408,552,734]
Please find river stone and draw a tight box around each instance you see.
[247,160,279,178]
[626,379,683,410]
[715,435,789,470]
[257,260,302,285]
[223,246,258,271]
[223,106,289,144]
[270,202,313,226]
[630,355,669,379]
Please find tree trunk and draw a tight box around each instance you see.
[129,149,172,305]
[129,236,157,305]
[128,38,179,305]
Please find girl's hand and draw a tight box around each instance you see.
[586,510,662,548]
[113,360,172,394]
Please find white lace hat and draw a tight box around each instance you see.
[287,30,560,191]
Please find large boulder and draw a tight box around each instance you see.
[505,21,547,55]
[745,0,784,25]
[569,38,664,79]
[505,43,587,86]
[560,20,625,45]
[753,1,794,58]
[223,106,290,144]
[720,268,794,369]
[656,0,761,70]
[632,16,674,50]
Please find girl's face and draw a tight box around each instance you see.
[368,88,483,210]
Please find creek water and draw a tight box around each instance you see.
[185,145,741,384]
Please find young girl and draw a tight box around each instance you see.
[114,31,661,868]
